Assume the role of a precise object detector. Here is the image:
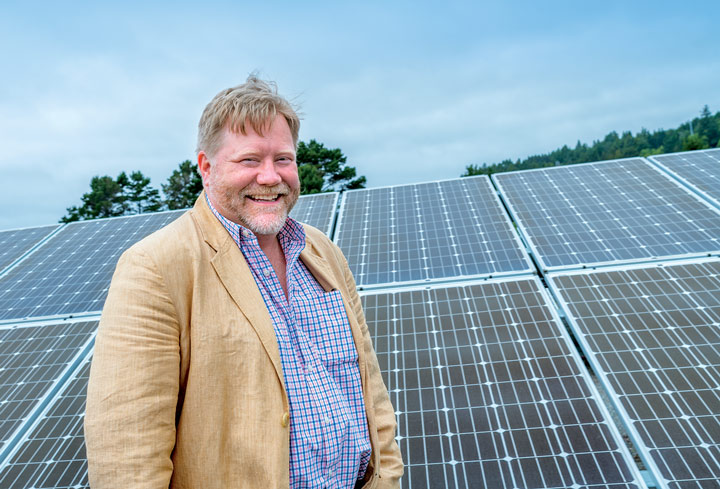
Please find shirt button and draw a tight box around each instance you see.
[242,230,251,237]
[324,416,331,425]
[263,269,271,277]
[281,412,289,428]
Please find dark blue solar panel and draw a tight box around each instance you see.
[549,259,720,489]
[651,149,720,209]
[0,225,59,275]
[289,192,338,235]
[0,211,183,321]
[0,354,92,489]
[335,177,532,288]
[363,278,645,488]
[0,320,96,456]
[494,158,720,271]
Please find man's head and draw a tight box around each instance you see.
[196,75,300,158]
[197,76,301,237]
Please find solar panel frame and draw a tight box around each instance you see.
[0,210,184,322]
[649,148,720,210]
[288,191,339,236]
[546,258,720,489]
[361,277,647,489]
[0,350,92,489]
[334,176,534,289]
[0,224,61,277]
[493,157,720,273]
[0,318,97,464]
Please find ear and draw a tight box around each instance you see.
[197,151,211,186]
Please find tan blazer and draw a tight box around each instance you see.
[85,193,403,488]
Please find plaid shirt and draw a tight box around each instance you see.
[207,197,371,488]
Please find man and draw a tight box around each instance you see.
[85,76,403,488]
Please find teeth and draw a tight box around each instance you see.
[250,195,278,201]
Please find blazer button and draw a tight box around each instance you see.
[281,412,290,428]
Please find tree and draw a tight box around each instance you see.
[162,160,204,210]
[296,139,366,194]
[462,164,488,177]
[695,105,719,147]
[61,175,125,222]
[123,171,162,214]
[61,170,161,222]
[460,105,720,177]
[682,133,709,151]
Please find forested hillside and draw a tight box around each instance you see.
[463,105,720,176]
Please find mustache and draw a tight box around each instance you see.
[240,184,291,197]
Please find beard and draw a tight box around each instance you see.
[212,179,300,236]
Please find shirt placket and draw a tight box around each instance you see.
[244,236,338,485]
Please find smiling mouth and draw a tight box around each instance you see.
[246,194,284,202]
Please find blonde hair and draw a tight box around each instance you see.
[196,75,300,157]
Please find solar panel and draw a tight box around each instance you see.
[547,259,720,489]
[493,158,720,272]
[0,353,91,489]
[335,177,533,288]
[362,278,645,488]
[650,149,720,209]
[0,211,183,322]
[0,320,96,458]
[0,225,59,275]
[289,192,338,235]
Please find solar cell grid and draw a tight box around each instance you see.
[288,192,338,235]
[650,149,720,209]
[336,177,532,288]
[0,355,91,489]
[0,211,183,321]
[0,320,96,456]
[548,259,720,489]
[362,279,644,489]
[0,225,59,275]
[493,158,720,271]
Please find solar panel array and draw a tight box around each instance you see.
[493,158,720,271]
[650,149,720,209]
[0,211,183,322]
[2,149,720,488]
[0,354,92,489]
[289,191,338,235]
[0,225,59,275]
[335,176,533,288]
[363,279,644,488]
[0,320,96,456]
[548,259,720,489]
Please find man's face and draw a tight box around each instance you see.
[199,115,300,236]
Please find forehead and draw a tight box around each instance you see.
[223,114,292,140]
[219,115,295,153]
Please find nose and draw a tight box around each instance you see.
[256,158,282,186]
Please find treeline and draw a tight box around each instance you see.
[62,161,202,222]
[463,105,720,176]
[61,139,365,223]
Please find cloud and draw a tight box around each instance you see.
[1,1,719,228]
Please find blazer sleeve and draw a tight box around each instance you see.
[339,251,404,488]
[84,246,181,488]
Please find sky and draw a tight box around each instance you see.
[1,0,719,230]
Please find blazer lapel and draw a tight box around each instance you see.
[300,236,341,293]
[191,193,285,389]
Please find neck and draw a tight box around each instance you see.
[256,232,289,300]
[255,232,280,254]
